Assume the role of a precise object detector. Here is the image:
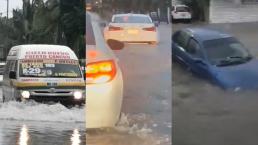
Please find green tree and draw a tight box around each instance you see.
[60,0,85,59]
[9,0,85,58]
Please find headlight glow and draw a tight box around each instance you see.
[21,91,30,99]
[74,91,82,100]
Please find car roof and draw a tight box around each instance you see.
[7,44,78,60]
[183,28,232,42]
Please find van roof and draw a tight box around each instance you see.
[7,44,78,60]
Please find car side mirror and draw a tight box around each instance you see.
[107,39,124,50]
[9,71,16,79]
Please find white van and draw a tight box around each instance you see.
[2,44,85,105]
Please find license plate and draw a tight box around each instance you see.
[127,29,139,34]
[47,82,57,86]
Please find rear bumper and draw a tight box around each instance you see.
[172,15,191,20]
[86,69,123,128]
[104,31,159,43]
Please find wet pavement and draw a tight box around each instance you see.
[0,88,85,145]
[173,22,258,145]
[87,23,172,145]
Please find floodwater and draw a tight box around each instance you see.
[172,22,258,145]
[0,88,85,145]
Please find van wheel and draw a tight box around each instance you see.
[2,94,5,103]
[15,96,22,102]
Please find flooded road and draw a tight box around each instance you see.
[172,22,258,145]
[0,88,85,145]
[87,23,172,145]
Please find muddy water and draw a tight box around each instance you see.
[173,22,258,145]
[0,89,85,145]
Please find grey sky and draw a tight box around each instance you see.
[0,0,23,17]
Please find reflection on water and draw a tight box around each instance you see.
[14,123,84,145]
[71,129,81,145]
[86,114,170,145]
[18,125,29,145]
[173,62,258,145]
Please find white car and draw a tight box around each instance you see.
[86,12,124,128]
[172,5,192,22]
[104,13,159,45]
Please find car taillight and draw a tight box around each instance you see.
[86,60,116,84]
[108,25,123,31]
[142,26,156,32]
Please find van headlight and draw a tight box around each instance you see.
[73,91,83,100]
[21,91,30,99]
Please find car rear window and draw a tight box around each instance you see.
[86,13,96,45]
[176,6,190,12]
[113,15,152,23]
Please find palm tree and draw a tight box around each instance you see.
[60,0,85,59]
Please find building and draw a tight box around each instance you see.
[209,0,258,23]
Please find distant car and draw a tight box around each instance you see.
[86,12,124,128]
[104,13,159,45]
[172,28,258,90]
[171,5,192,22]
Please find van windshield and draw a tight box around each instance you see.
[19,59,82,78]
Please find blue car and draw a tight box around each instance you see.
[172,28,258,90]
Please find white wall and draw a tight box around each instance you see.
[210,0,258,23]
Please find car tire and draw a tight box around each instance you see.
[149,41,157,45]
[171,16,175,23]
[115,112,122,126]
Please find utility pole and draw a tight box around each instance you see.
[7,0,9,19]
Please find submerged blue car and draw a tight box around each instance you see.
[172,28,258,90]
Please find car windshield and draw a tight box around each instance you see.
[113,16,152,23]
[176,6,190,12]
[19,59,82,78]
[203,37,252,66]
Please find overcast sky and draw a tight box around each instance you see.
[0,0,23,17]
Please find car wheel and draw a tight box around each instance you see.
[149,41,157,45]
[172,17,175,23]
[115,112,122,126]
